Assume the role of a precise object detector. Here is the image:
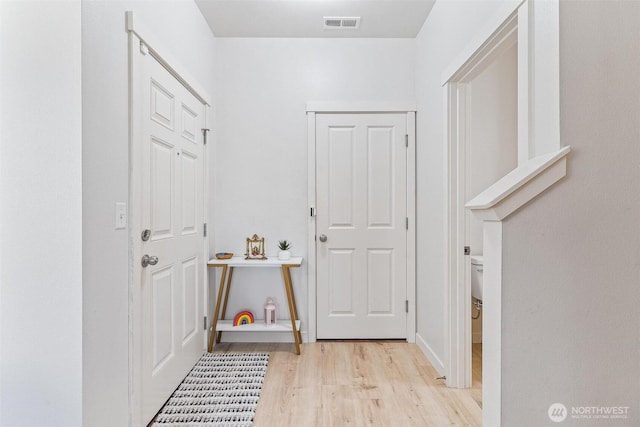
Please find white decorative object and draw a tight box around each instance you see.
[264,297,276,325]
[277,240,292,260]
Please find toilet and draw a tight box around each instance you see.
[471,255,484,301]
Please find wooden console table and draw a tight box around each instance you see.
[207,256,303,354]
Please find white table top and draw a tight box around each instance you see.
[208,256,303,267]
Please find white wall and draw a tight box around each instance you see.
[468,43,517,257]
[501,1,640,425]
[417,0,640,423]
[82,1,215,426]
[213,38,415,341]
[414,0,512,372]
[0,1,82,426]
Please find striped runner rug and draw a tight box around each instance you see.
[152,352,269,427]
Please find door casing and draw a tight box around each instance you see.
[306,103,416,344]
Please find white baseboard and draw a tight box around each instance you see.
[472,332,483,343]
[218,331,308,344]
[415,332,445,375]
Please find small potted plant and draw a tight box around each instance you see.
[278,240,292,260]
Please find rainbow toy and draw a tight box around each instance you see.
[233,310,254,326]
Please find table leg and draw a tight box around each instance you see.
[216,267,234,344]
[284,266,303,345]
[282,265,301,355]
[208,265,227,352]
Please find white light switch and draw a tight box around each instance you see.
[115,202,127,229]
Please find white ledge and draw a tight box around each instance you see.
[466,146,571,221]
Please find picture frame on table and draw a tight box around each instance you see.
[245,234,267,260]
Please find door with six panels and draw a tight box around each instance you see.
[138,52,205,423]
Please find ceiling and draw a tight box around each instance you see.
[194,0,436,38]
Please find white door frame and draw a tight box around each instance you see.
[442,1,560,426]
[443,7,518,388]
[126,12,212,427]
[306,103,416,343]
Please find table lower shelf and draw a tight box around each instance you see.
[215,319,301,332]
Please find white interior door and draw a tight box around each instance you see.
[138,52,205,423]
[316,113,408,339]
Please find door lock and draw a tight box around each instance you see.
[141,254,159,268]
[141,229,151,241]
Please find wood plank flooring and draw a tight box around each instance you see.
[212,341,482,427]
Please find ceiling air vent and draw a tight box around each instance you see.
[324,17,361,30]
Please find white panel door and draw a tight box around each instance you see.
[316,113,407,339]
[139,54,205,423]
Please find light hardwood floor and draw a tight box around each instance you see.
[213,341,482,427]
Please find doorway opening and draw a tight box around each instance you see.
[443,6,518,421]
[466,36,518,410]
[444,2,564,426]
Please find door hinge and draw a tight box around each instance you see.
[310,207,316,217]
[464,246,470,255]
[204,316,207,330]
[405,134,408,147]
[406,217,409,230]
[405,300,409,313]
[202,128,210,145]
[203,223,207,237]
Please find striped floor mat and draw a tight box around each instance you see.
[152,352,269,427]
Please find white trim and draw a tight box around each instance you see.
[128,30,143,427]
[441,82,451,388]
[307,112,317,343]
[445,81,472,389]
[483,221,502,427]
[127,14,211,427]
[529,0,561,157]
[125,11,212,107]
[307,108,416,343]
[207,107,218,343]
[517,3,531,164]
[441,0,524,85]
[517,0,562,163]
[202,108,212,351]
[446,15,518,84]
[406,112,417,343]
[466,146,570,219]
[306,101,416,113]
[416,333,445,375]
